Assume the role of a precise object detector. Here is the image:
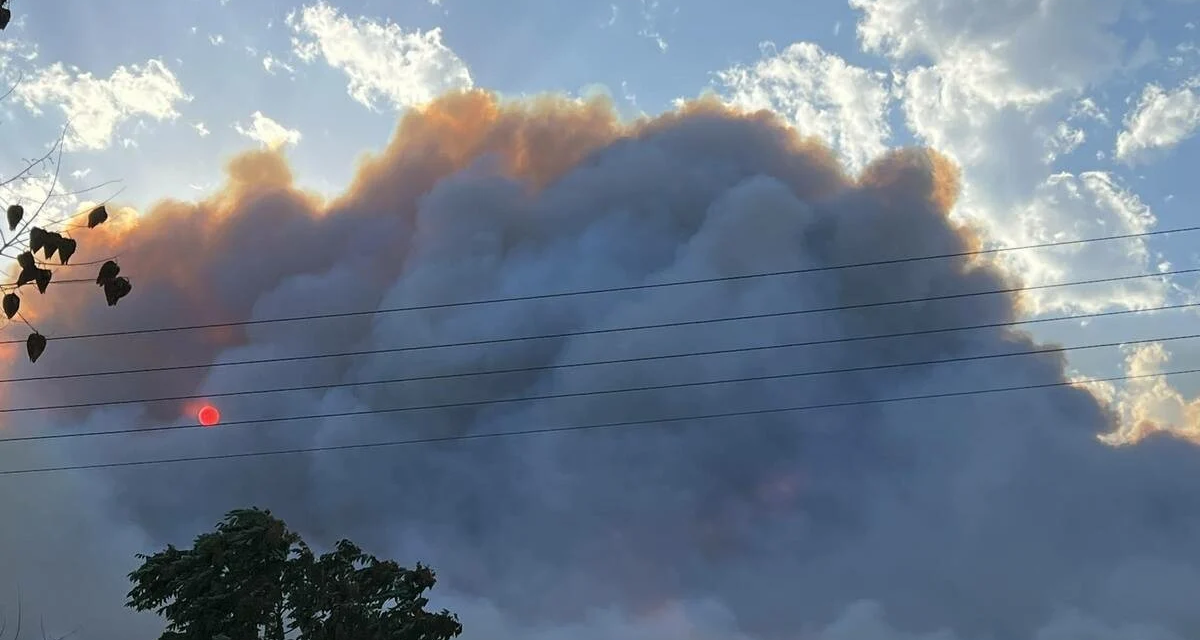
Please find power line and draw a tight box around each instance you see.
[4,295,1199,385]
[0,277,92,287]
[1,364,1193,477]
[1,225,1195,346]
[2,328,1194,440]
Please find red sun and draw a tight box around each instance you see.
[198,405,221,427]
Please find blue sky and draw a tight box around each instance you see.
[3,0,1200,436]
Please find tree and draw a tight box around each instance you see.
[127,508,464,640]
[0,73,133,363]
[0,1,10,31]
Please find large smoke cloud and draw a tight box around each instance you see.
[1,90,1199,639]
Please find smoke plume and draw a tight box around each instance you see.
[1,90,1199,639]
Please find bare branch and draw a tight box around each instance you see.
[0,128,61,191]
[0,72,23,103]
[0,77,132,360]
[5,123,69,254]
[50,178,123,199]
[14,588,22,640]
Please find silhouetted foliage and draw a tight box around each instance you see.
[0,70,133,362]
[24,332,43,363]
[127,508,463,640]
[86,204,107,228]
[95,259,119,284]
[0,1,10,31]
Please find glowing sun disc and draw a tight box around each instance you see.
[198,405,221,427]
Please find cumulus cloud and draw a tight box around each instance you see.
[234,111,302,149]
[715,41,893,173]
[11,58,190,151]
[2,91,1200,640]
[1115,78,1200,163]
[1000,171,1166,314]
[851,0,1136,103]
[286,1,472,111]
[851,0,1171,314]
[1092,342,1200,444]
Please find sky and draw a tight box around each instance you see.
[1,0,1200,638]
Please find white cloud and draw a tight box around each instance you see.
[12,58,190,151]
[851,0,1138,105]
[635,0,673,52]
[234,111,302,149]
[1071,97,1109,124]
[837,0,1200,422]
[715,41,892,173]
[192,122,210,137]
[601,4,618,28]
[286,1,472,111]
[1089,343,1200,444]
[262,54,296,76]
[1115,78,1200,164]
[1044,121,1086,163]
[208,34,225,46]
[849,0,1175,314]
[1001,171,1166,313]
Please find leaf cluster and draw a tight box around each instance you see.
[2,203,132,363]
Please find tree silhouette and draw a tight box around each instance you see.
[0,1,10,31]
[127,508,463,640]
[0,75,133,363]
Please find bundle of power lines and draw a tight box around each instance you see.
[1,225,1198,477]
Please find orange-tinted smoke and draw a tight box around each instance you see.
[0,89,974,428]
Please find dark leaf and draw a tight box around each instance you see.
[0,7,10,31]
[6,204,22,231]
[96,259,120,285]
[16,251,34,271]
[58,237,77,264]
[87,205,108,228]
[16,265,36,287]
[2,293,17,319]
[28,227,47,254]
[43,231,63,259]
[26,332,46,363]
[103,276,131,306]
[34,268,52,294]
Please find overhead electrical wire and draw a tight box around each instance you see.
[2,328,1196,438]
[0,224,1196,346]
[0,261,1194,423]
[1,364,1196,477]
[0,225,1196,476]
[3,295,1199,386]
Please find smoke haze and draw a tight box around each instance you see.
[1,90,1198,639]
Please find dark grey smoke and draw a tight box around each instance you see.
[1,92,1198,640]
